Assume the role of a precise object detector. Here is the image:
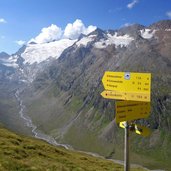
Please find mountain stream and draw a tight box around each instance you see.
[15,90,70,149]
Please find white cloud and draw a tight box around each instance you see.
[127,0,139,9]
[63,19,96,39]
[30,24,63,44]
[166,11,171,18]
[83,25,97,35]
[29,19,96,44]
[0,18,7,23]
[15,40,26,46]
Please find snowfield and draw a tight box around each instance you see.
[21,39,76,65]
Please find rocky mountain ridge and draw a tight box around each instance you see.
[2,20,171,83]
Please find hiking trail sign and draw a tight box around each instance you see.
[101,71,152,171]
[115,101,150,123]
[101,72,151,102]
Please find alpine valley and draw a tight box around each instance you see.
[0,20,171,171]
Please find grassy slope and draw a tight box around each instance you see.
[0,126,147,171]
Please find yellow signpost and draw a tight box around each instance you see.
[119,122,151,137]
[102,72,151,102]
[101,90,125,100]
[101,71,152,171]
[101,90,150,102]
[115,101,150,123]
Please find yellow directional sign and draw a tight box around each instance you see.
[101,90,125,100]
[115,101,150,123]
[102,72,151,102]
[101,90,150,102]
[119,122,151,137]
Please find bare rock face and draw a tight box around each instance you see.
[149,20,171,30]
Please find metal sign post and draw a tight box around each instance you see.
[124,121,130,171]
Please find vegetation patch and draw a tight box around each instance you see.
[0,126,148,171]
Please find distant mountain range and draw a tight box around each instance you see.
[0,20,171,170]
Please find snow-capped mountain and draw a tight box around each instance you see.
[0,52,17,81]
[1,22,159,71]
[1,20,167,84]
[0,52,9,59]
[1,20,171,87]
[0,52,10,66]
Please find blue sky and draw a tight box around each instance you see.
[0,0,171,54]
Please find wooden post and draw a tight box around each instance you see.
[124,121,130,171]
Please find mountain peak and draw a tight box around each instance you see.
[88,28,106,39]
[14,45,27,56]
[78,33,86,41]
[122,23,145,30]
[0,52,10,59]
[118,24,145,37]
[149,20,171,30]
[28,41,37,45]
